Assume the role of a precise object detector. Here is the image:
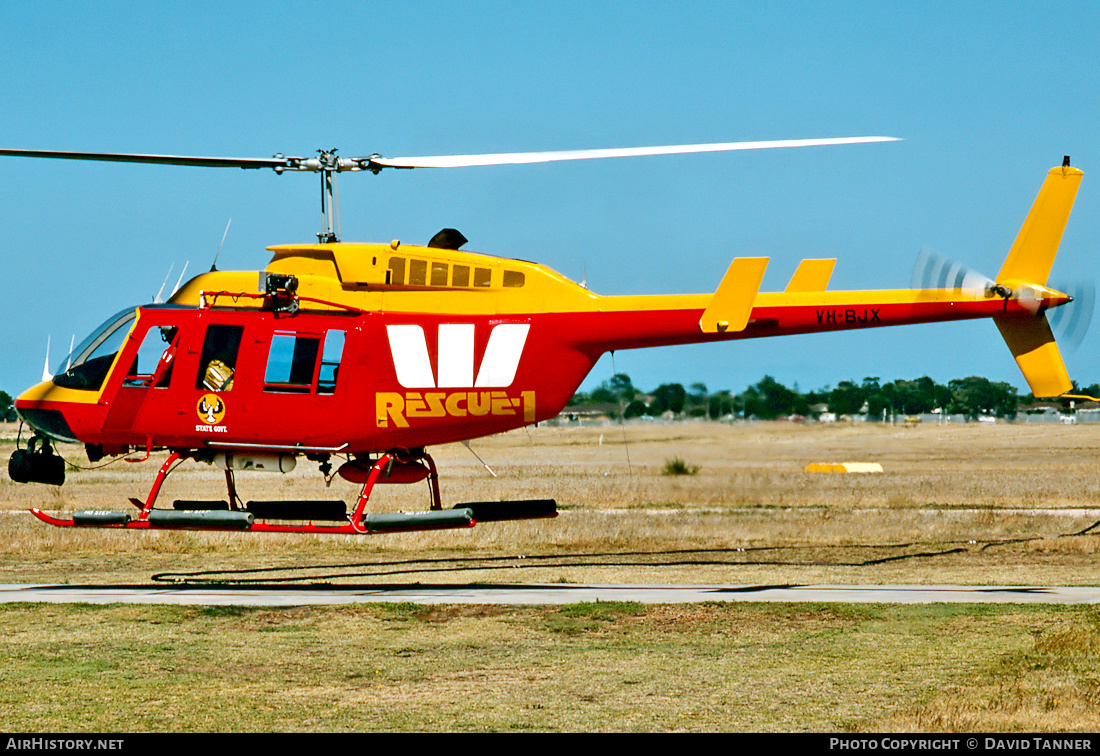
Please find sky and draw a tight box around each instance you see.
[2,1,1099,399]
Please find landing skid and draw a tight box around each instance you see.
[29,450,557,535]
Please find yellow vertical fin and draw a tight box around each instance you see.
[993,316,1072,398]
[699,257,769,333]
[784,259,836,292]
[996,165,1083,287]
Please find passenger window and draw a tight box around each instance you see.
[408,259,427,286]
[431,262,449,287]
[503,270,525,288]
[196,325,243,392]
[264,332,321,393]
[387,257,405,285]
[452,265,470,287]
[474,267,492,287]
[317,330,345,395]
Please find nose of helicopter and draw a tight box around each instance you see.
[14,380,82,444]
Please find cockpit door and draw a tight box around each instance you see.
[102,324,182,432]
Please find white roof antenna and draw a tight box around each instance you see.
[210,219,231,272]
[153,263,174,304]
[170,261,190,298]
[41,335,52,382]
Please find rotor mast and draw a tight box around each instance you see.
[310,150,342,244]
[273,149,394,243]
[321,158,338,244]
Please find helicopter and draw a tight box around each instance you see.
[2,140,1086,536]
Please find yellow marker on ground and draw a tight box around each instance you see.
[804,462,884,474]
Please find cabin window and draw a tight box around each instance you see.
[387,257,405,285]
[431,262,449,287]
[123,326,179,388]
[452,265,470,287]
[51,307,137,392]
[408,259,427,286]
[474,267,492,287]
[196,324,243,392]
[317,330,345,395]
[264,332,321,393]
[502,270,525,288]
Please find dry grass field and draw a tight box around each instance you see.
[1,419,1099,732]
[1,419,1098,586]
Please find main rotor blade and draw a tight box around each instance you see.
[0,136,901,174]
[368,136,900,169]
[0,148,291,170]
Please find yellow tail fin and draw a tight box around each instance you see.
[996,164,1083,287]
[992,163,1082,397]
[994,316,1072,397]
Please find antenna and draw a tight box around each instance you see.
[154,263,174,304]
[41,336,52,382]
[461,440,498,478]
[210,219,231,272]
[171,261,190,298]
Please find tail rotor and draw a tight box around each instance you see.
[1048,278,1095,352]
[911,248,996,297]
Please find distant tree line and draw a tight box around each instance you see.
[1,376,1095,426]
[568,373,1097,421]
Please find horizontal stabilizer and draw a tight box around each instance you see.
[785,259,836,292]
[994,315,1072,398]
[700,257,769,333]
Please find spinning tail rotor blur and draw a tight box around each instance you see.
[912,248,1093,352]
[1047,279,1095,353]
[911,248,997,298]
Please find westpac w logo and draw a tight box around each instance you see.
[385,323,530,388]
[378,323,535,428]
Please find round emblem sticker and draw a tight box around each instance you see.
[197,394,226,425]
